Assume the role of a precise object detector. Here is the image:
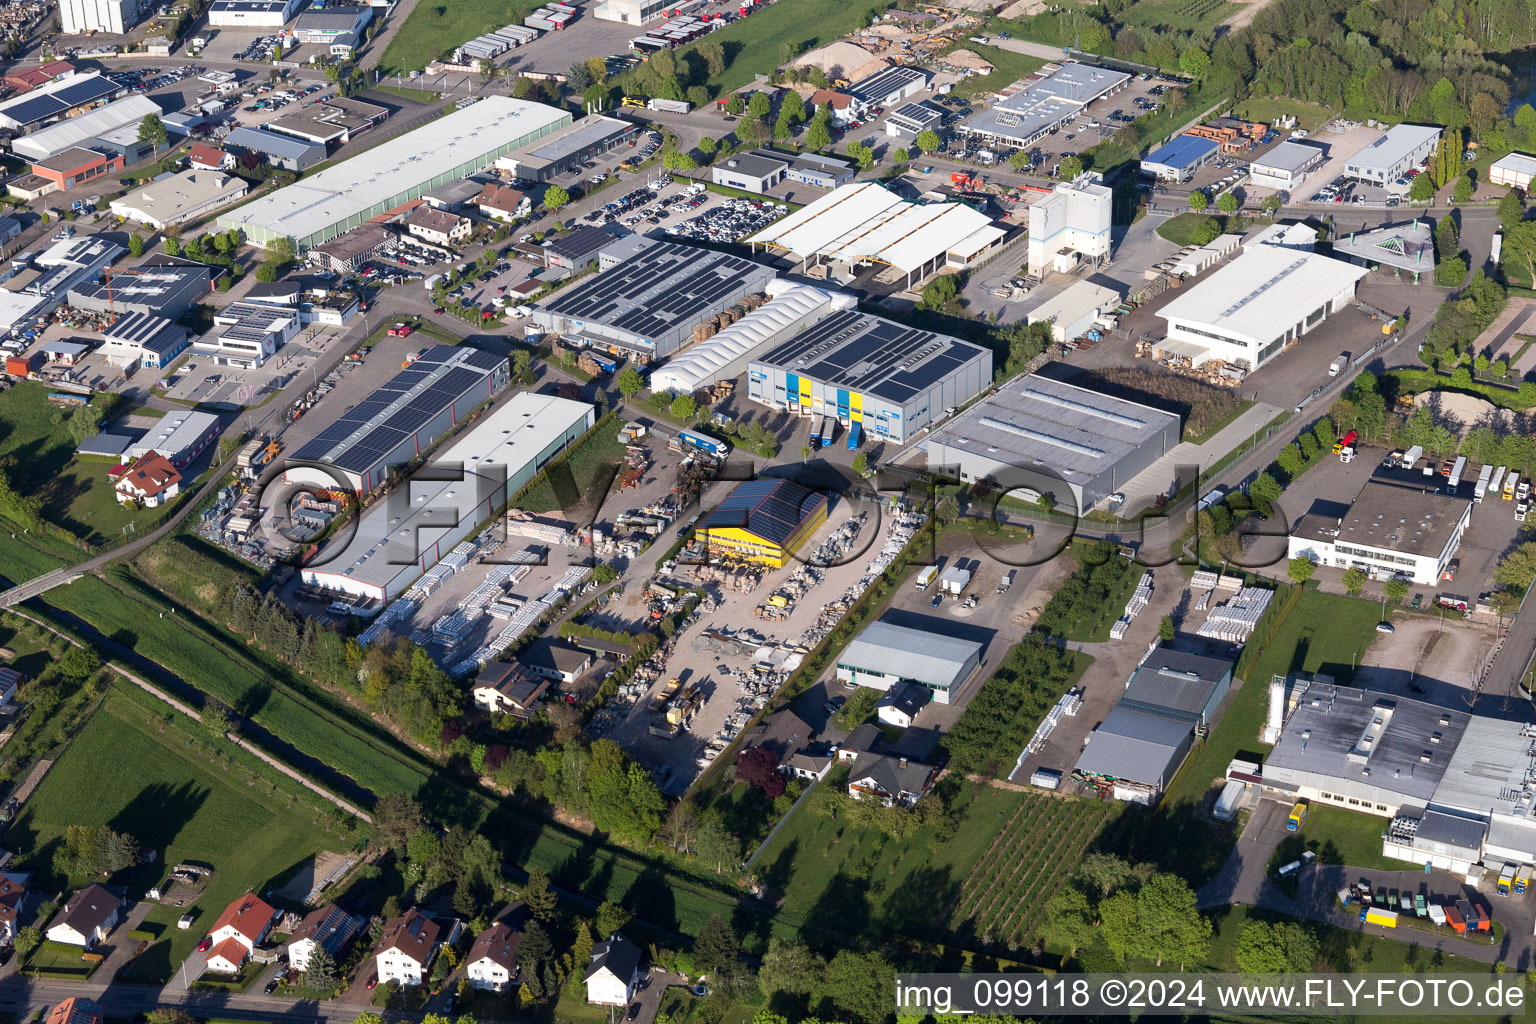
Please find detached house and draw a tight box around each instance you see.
[205,893,278,973]
[583,933,642,1007]
[846,751,935,808]
[472,661,549,717]
[114,452,182,507]
[0,873,27,944]
[518,637,592,684]
[287,903,364,972]
[188,143,233,172]
[376,909,441,986]
[44,999,102,1024]
[465,916,522,992]
[475,183,530,223]
[404,206,472,248]
[45,884,121,947]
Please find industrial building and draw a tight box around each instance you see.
[845,66,929,116]
[308,223,391,273]
[268,97,388,147]
[835,620,982,705]
[0,234,121,337]
[1288,478,1470,586]
[1121,648,1234,728]
[291,5,373,42]
[592,0,666,25]
[1155,246,1369,370]
[747,309,991,444]
[493,114,637,183]
[747,181,1006,290]
[1025,280,1120,344]
[61,0,140,33]
[1139,135,1219,182]
[711,151,789,194]
[223,126,327,172]
[1026,177,1112,277]
[921,373,1180,514]
[218,96,572,251]
[110,170,249,229]
[786,153,855,190]
[695,478,829,568]
[99,311,189,369]
[649,282,850,394]
[529,239,774,361]
[11,94,163,162]
[1489,152,1536,190]
[300,392,595,603]
[129,408,220,467]
[285,346,511,494]
[958,63,1131,149]
[0,73,122,132]
[1344,124,1442,184]
[193,301,300,367]
[885,100,943,139]
[207,0,302,25]
[1247,140,1325,192]
[541,226,613,271]
[28,148,124,194]
[1330,219,1435,282]
[68,259,211,320]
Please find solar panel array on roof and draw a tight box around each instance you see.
[289,346,507,479]
[0,75,118,128]
[756,309,985,403]
[540,241,762,339]
[698,479,827,546]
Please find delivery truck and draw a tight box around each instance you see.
[1286,799,1309,831]
[1516,864,1531,895]
[1360,907,1398,927]
[1499,864,1515,897]
[916,566,938,591]
[1476,463,1493,502]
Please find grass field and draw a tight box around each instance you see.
[378,0,544,73]
[1181,398,1255,445]
[1130,588,1384,879]
[1116,0,1237,30]
[10,692,330,983]
[952,794,1119,947]
[940,45,1047,100]
[1270,804,1401,873]
[515,416,628,515]
[672,0,894,95]
[1233,97,1336,133]
[1155,212,1239,246]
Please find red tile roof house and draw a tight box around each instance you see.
[1,60,75,94]
[808,89,855,124]
[375,909,443,986]
[188,143,232,172]
[114,452,182,508]
[0,874,27,944]
[204,894,278,973]
[44,998,101,1024]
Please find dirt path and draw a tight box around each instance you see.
[1220,0,1282,31]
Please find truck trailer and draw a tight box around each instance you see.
[1360,907,1398,927]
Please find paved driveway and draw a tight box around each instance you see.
[1198,798,1290,909]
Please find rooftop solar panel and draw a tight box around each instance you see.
[699,479,827,546]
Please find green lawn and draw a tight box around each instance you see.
[1155,212,1242,246]
[1234,96,1336,133]
[1116,0,1237,31]
[23,940,100,979]
[667,0,894,95]
[378,0,545,74]
[939,44,1047,100]
[10,692,331,983]
[1269,804,1402,873]
[1131,588,1385,880]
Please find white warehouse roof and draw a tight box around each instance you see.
[748,181,1003,274]
[219,96,570,246]
[1157,246,1368,343]
[841,620,982,691]
[11,94,163,161]
[1347,123,1441,174]
[649,283,845,394]
[1026,280,1120,329]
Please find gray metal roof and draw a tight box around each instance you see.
[1252,140,1325,173]
[1073,706,1191,787]
[1120,648,1233,724]
[225,126,326,161]
[838,620,981,691]
[1414,809,1486,852]
[717,151,788,180]
[1292,478,1471,558]
[1432,716,1536,819]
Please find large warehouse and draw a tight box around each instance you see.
[922,374,1179,514]
[0,73,121,132]
[301,392,594,603]
[1344,123,1441,184]
[1288,478,1470,586]
[746,310,992,445]
[494,114,637,182]
[218,96,572,250]
[747,181,1006,290]
[285,346,510,494]
[958,62,1131,150]
[696,479,829,568]
[835,620,982,705]
[1155,246,1369,370]
[529,239,774,361]
[1139,135,1219,182]
[649,282,852,395]
[11,94,162,162]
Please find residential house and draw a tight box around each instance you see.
[519,637,592,684]
[474,183,530,222]
[783,750,833,781]
[583,933,642,1007]
[743,708,815,770]
[204,893,278,973]
[0,874,26,943]
[188,143,233,171]
[836,722,881,761]
[44,999,102,1024]
[45,884,121,947]
[287,904,364,972]
[114,452,182,507]
[845,751,934,807]
[875,682,929,729]
[472,662,549,717]
[404,206,472,248]
[465,915,522,992]
[808,89,855,125]
[375,909,441,986]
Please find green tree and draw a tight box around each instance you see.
[587,56,609,86]
[851,451,868,476]
[1494,542,1536,592]
[1383,579,1409,605]
[1179,47,1211,78]
[670,394,696,419]
[1137,874,1210,968]
[521,866,558,922]
[846,140,874,171]
[1453,175,1474,203]
[1188,190,1209,212]
[305,945,338,988]
[1288,557,1316,585]
[127,232,145,257]
[138,112,168,147]
[1098,890,1138,962]
[13,925,39,960]
[596,901,631,938]
[162,234,181,257]
[616,366,645,397]
[935,495,959,524]
[697,39,725,76]
[806,116,832,151]
[68,405,99,445]
[1342,567,1367,595]
[894,147,910,164]
[543,184,571,214]
[726,93,745,116]
[1159,614,1175,643]
[915,129,941,153]
[747,91,771,120]
[59,645,100,682]
[567,60,593,91]
[919,273,958,310]
[1250,472,1282,508]
[759,938,820,996]
[201,699,232,739]
[255,263,279,283]
[698,136,718,156]
[1058,154,1083,180]
[1217,191,1239,214]
[694,914,740,974]
[1039,886,1095,954]
[371,793,422,851]
[1261,194,1282,214]
[1233,920,1319,973]
[1276,442,1305,478]
[1409,172,1436,201]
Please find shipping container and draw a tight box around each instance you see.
[1472,903,1491,931]
[1445,904,1467,933]
[1427,902,1446,926]
[847,421,861,450]
[1360,907,1398,927]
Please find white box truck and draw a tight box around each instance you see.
[1475,463,1493,502]
[916,566,938,590]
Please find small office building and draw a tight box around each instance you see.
[207,0,302,25]
[1247,140,1325,192]
[1288,478,1471,586]
[99,311,190,368]
[885,100,943,139]
[711,151,789,194]
[1344,124,1442,184]
[1140,135,1219,182]
[494,114,637,182]
[1490,152,1536,190]
[787,153,855,189]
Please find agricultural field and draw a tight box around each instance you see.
[10,691,331,982]
[1115,0,1238,31]
[952,795,1119,947]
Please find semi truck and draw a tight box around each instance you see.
[1332,429,1359,454]
[1517,864,1531,895]
[1476,463,1493,503]
[1448,455,1467,491]
[1506,472,1520,500]
[1491,465,1508,499]
[1499,864,1515,897]
[676,429,730,457]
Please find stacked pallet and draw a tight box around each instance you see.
[1197,586,1273,643]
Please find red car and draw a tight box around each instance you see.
[366,975,379,990]
[197,936,212,952]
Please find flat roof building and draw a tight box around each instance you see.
[836,620,982,705]
[207,0,301,25]
[100,311,190,369]
[29,147,124,193]
[493,114,637,183]
[958,63,1131,149]
[922,373,1180,513]
[1027,178,1112,277]
[748,181,1005,290]
[1489,152,1536,190]
[218,96,571,251]
[1073,707,1194,802]
[286,346,511,494]
[529,240,773,361]
[1155,246,1369,370]
[301,392,595,603]
[696,478,829,568]
[70,261,211,320]
[885,100,943,138]
[267,96,387,147]
[1345,124,1441,184]
[1026,280,1121,346]
[711,150,789,194]
[787,153,855,190]
[1330,219,1435,282]
[129,408,220,468]
[11,95,162,162]
[0,73,121,133]
[194,301,300,368]
[748,308,991,445]
[292,4,373,41]
[110,170,248,229]
[1140,135,1220,182]
[1289,477,1471,586]
[1120,648,1234,728]
[1248,140,1325,192]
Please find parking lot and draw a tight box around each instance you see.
[577,174,792,242]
